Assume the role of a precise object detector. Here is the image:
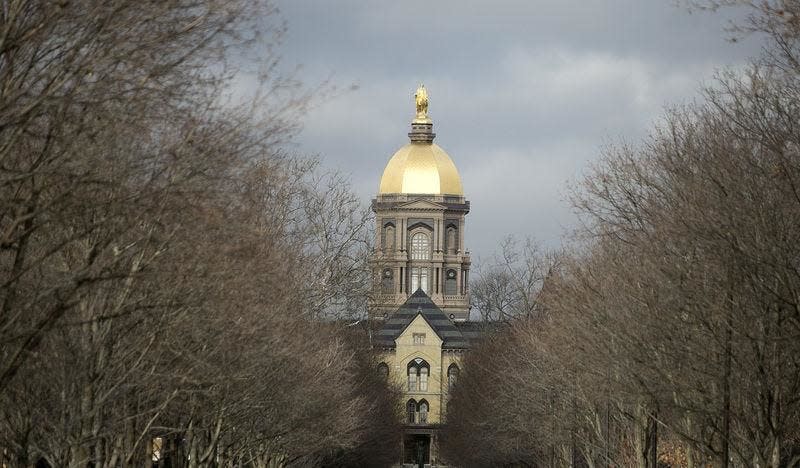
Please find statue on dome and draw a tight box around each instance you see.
[414,84,429,121]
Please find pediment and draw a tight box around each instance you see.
[396,313,443,347]
[374,289,470,350]
[397,199,446,211]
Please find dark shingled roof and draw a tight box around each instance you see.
[375,289,471,349]
[454,320,489,345]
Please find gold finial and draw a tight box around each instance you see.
[414,84,430,123]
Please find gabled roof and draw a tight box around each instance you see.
[375,289,471,349]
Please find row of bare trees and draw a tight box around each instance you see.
[471,237,560,322]
[0,1,399,466]
[445,2,800,467]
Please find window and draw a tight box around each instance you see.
[418,400,429,423]
[377,362,389,378]
[407,359,429,393]
[382,268,394,293]
[407,399,430,425]
[448,364,460,390]
[413,333,426,345]
[152,437,163,462]
[445,269,457,295]
[407,367,418,391]
[411,233,430,260]
[410,267,429,293]
[384,224,395,251]
[407,400,417,424]
[446,226,457,253]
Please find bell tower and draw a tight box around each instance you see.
[370,86,471,320]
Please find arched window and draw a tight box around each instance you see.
[446,226,457,253]
[448,364,460,390]
[407,365,418,391]
[407,359,430,392]
[377,362,389,378]
[418,400,429,423]
[406,399,417,424]
[384,224,395,251]
[411,232,430,260]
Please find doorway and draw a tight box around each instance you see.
[403,434,430,467]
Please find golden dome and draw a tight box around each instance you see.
[379,142,464,195]
[379,85,463,196]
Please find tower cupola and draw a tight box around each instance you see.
[370,86,471,321]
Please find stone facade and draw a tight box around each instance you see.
[375,291,468,467]
[371,195,471,321]
[370,91,476,467]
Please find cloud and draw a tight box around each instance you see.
[269,0,763,261]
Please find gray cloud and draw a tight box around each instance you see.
[270,1,763,262]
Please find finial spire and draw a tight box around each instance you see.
[413,84,431,124]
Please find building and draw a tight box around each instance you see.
[370,84,471,321]
[370,86,480,467]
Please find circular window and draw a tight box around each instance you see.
[383,268,393,278]
[447,269,456,279]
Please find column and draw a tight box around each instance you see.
[401,218,407,251]
[400,436,404,466]
[376,219,382,251]
[398,218,402,251]
[438,218,445,254]
[458,218,465,254]
[430,434,437,465]
[433,218,439,252]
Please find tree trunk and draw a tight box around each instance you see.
[721,321,731,468]
[634,403,648,468]
[649,412,658,468]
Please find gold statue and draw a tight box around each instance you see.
[414,84,429,122]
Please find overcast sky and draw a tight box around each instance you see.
[270,1,762,262]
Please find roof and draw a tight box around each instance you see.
[379,142,463,196]
[374,289,471,349]
[454,320,490,345]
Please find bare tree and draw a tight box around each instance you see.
[471,236,560,321]
[0,2,400,467]
[446,4,800,468]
